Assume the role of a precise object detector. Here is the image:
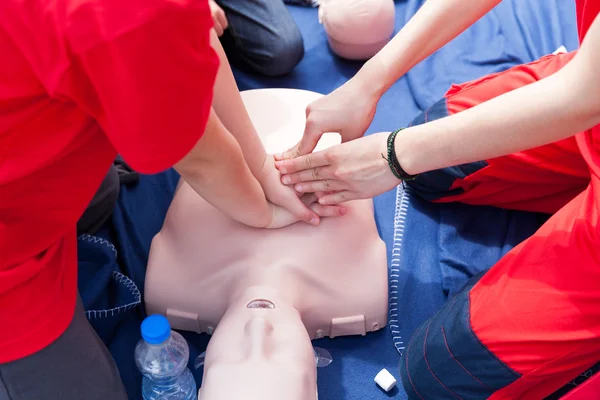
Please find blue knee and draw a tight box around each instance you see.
[251,29,304,76]
[399,280,520,399]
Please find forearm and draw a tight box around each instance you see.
[397,50,600,175]
[358,0,501,95]
[175,108,271,227]
[209,29,266,175]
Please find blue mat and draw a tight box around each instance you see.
[77,1,578,399]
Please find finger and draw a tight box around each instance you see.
[281,191,320,225]
[309,203,347,217]
[274,143,301,161]
[274,151,329,175]
[296,115,325,157]
[315,191,336,198]
[280,166,335,185]
[294,179,346,193]
[318,190,358,205]
[213,22,224,37]
[217,10,228,31]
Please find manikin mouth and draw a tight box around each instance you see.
[246,299,275,309]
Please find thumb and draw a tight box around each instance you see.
[275,116,327,161]
[296,116,325,157]
[284,190,320,225]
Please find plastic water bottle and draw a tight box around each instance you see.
[134,315,197,400]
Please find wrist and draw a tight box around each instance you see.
[248,150,267,178]
[245,173,273,228]
[377,132,401,186]
[358,57,390,98]
[378,129,420,181]
[355,59,387,99]
[256,205,274,228]
[392,128,420,176]
[239,181,273,228]
[253,152,270,179]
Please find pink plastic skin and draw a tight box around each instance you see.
[144,89,389,399]
[319,0,395,60]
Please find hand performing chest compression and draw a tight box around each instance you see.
[257,153,346,228]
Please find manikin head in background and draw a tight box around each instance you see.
[319,0,395,60]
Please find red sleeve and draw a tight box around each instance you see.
[57,1,219,173]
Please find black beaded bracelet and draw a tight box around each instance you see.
[383,128,419,181]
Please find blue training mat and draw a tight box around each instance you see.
[77,1,578,399]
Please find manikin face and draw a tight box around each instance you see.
[198,286,317,400]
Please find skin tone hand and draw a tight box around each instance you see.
[266,192,344,229]
[274,76,380,160]
[275,15,600,206]
[275,132,400,205]
[207,28,344,225]
[209,0,228,37]
[259,154,346,225]
[274,0,504,162]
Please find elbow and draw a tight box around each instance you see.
[585,81,600,124]
[561,54,600,127]
[569,81,600,129]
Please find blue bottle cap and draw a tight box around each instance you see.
[141,315,171,344]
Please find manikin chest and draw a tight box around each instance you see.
[145,180,388,340]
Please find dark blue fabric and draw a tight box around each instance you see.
[75,1,579,399]
[399,273,521,400]
[216,0,304,76]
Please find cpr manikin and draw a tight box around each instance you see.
[144,89,388,400]
[319,0,395,60]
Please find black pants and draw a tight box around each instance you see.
[0,297,127,400]
[77,156,138,235]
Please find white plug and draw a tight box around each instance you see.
[374,368,397,392]
[552,45,567,55]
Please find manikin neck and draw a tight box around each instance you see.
[229,285,295,311]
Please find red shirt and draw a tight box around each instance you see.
[575,0,600,180]
[0,0,218,362]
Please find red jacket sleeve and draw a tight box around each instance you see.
[57,1,219,173]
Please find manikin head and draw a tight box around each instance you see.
[198,286,317,400]
[319,0,395,60]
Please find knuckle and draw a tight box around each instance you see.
[324,179,332,191]
[305,104,315,117]
[311,167,320,180]
[339,192,347,202]
[300,210,312,221]
[325,151,338,163]
[305,155,313,169]
[298,182,310,192]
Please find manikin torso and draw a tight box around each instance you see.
[144,89,388,400]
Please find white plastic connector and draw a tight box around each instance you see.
[374,368,397,392]
[552,45,567,55]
